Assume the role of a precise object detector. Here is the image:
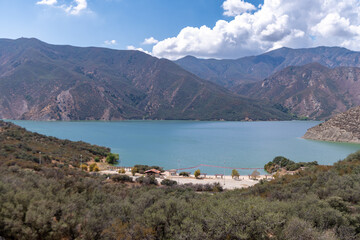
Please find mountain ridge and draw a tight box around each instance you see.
[236,63,360,119]
[0,38,291,121]
[175,46,360,90]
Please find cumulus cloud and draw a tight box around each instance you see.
[36,0,57,5]
[64,0,88,15]
[127,45,152,56]
[36,0,88,15]
[152,0,360,60]
[223,0,256,16]
[104,40,117,45]
[142,37,159,45]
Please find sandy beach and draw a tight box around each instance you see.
[99,169,271,189]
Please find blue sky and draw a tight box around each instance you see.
[1,0,360,59]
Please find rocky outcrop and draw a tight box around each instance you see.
[303,106,360,143]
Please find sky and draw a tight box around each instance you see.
[1,0,360,60]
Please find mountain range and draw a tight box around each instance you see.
[175,46,360,90]
[0,38,290,121]
[176,46,360,119]
[237,63,360,119]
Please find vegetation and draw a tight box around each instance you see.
[132,164,163,174]
[179,171,190,177]
[264,156,318,173]
[161,179,177,186]
[194,169,201,178]
[3,121,360,239]
[118,168,126,174]
[231,169,240,178]
[110,174,133,183]
[105,153,119,165]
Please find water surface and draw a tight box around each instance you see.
[10,120,360,174]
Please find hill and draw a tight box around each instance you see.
[236,63,360,119]
[0,120,110,168]
[1,121,360,239]
[175,46,360,90]
[304,106,360,143]
[0,38,291,121]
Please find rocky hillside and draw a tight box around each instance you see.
[0,38,291,121]
[304,106,360,143]
[0,120,110,167]
[236,63,360,119]
[175,46,360,90]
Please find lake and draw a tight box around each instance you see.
[9,120,360,175]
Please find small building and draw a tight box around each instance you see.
[168,169,177,176]
[144,169,161,177]
[215,174,224,179]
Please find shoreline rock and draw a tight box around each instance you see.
[303,106,360,143]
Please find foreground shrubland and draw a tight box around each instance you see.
[1,120,360,239]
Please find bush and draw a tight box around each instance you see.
[194,169,201,178]
[94,157,100,162]
[89,163,98,172]
[231,169,239,178]
[179,172,189,177]
[93,165,100,172]
[110,174,133,183]
[161,179,177,186]
[131,167,138,176]
[106,153,119,164]
[80,164,88,171]
[119,168,126,174]
[136,176,158,185]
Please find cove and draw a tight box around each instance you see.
[9,120,360,175]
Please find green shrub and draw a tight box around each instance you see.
[106,153,119,164]
[179,171,189,177]
[161,179,177,186]
[89,163,98,172]
[231,169,239,178]
[136,176,158,185]
[194,169,201,178]
[110,174,133,183]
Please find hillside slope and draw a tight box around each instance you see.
[236,63,360,119]
[175,46,360,89]
[0,38,291,121]
[304,106,360,143]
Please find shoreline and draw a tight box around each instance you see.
[99,169,272,190]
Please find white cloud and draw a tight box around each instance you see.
[64,0,88,15]
[223,0,256,17]
[152,0,360,60]
[36,0,88,15]
[104,40,117,45]
[142,37,159,45]
[36,0,57,5]
[127,45,152,56]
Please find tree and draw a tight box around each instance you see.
[251,170,260,180]
[118,168,126,174]
[80,164,88,171]
[194,169,201,179]
[89,163,98,172]
[94,157,100,162]
[106,153,119,164]
[231,169,239,179]
[131,167,138,176]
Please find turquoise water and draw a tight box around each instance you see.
[9,120,360,175]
